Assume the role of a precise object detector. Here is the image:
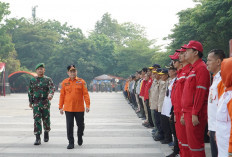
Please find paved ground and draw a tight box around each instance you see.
[0,92,211,157]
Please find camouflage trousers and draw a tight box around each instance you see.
[33,102,51,135]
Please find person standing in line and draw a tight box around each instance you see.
[140,68,149,123]
[160,65,177,145]
[58,65,90,149]
[216,57,232,157]
[143,67,155,128]
[181,41,210,157]
[224,58,232,157]
[151,68,162,140]
[206,49,225,157]
[135,71,144,118]
[154,69,169,141]
[171,48,192,157]
[149,66,160,137]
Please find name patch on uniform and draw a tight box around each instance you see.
[64,83,70,86]
[76,81,82,84]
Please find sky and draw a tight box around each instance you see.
[2,0,197,50]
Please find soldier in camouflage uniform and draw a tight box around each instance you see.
[28,63,55,145]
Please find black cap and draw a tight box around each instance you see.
[67,65,76,71]
[142,67,148,73]
[152,64,161,68]
[156,68,162,73]
[158,69,168,74]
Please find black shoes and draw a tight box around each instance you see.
[34,134,41,145]
[78,135,83,146]
[67,136,83,149]
[44,131,49,142]
[153,134,164,141]
[67,144,74,149]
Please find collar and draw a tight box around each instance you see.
[69,77,78,81]
[182,63,191,72]
[37,74,44,78]
[192,59,203,68]
[213,71,221,78]
[171,77,176,82]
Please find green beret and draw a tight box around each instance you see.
[35,63,45,70]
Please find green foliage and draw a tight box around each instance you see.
[2,0,231,88]
[9,18,61,69]
[2,51,20,74]
[5,13,165,85]
[0,2,20,74]
[93,13,162,77]
[168,0,232,58]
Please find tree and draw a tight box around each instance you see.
[88,33,116,75]
[167,0,232,57]
[116,38,161,77]
[8,18,61,69]
[0,2,20,74]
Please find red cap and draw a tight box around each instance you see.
[181,40,203,53]
[176,45,187,52]
[169,52,180,60]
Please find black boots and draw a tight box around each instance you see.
[34,134,41,145]
[78,135,83,146]
[34,131,49,145]
[67,144,74,149]
[44,131,49,142]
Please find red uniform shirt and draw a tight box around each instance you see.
[171,64,191,113]
[144,77,153,100]
[139,79,147,97]
[181,59,210,115]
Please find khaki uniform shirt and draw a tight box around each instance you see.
[158,79,169,112]
[150,79,160,110]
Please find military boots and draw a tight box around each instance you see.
[44,131,49,142]
[34,134,41,145]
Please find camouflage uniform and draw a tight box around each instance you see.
[28,75,55,135]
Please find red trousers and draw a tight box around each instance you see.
[184,112,207,157]
[175,112,191,157]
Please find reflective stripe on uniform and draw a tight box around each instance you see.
[181,143,189,147]
[189,147,205,151]
[187,74,196,78]
[177,76,186,80]
[196,86,207,90]
[229,152,232,156]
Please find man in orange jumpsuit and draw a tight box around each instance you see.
[59,65,90,149]
[181,41,210,157]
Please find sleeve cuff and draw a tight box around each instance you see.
[192,110,199,116]
[59,104,63,109]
